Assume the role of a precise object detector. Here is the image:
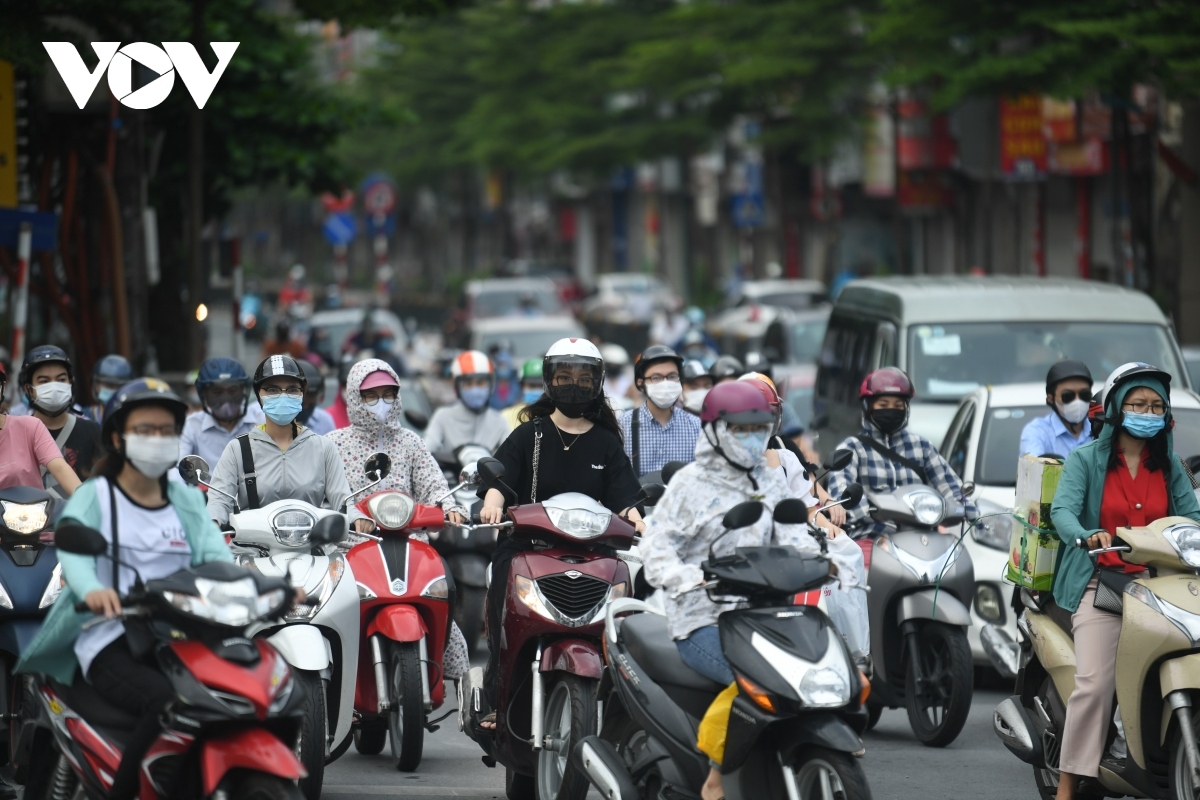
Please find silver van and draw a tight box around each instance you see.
[811,276,1189,453]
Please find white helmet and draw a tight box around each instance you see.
[543,338,604,405]
[600,343,630,368]
[1100,361,1172,414]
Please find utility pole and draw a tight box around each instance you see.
[186,0,207,364]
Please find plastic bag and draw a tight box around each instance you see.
[825,533,870,658]
[696,683,739,765]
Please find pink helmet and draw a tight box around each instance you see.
[700,381,776,426]
[859,367,915,401]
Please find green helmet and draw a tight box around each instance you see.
[520,358,542,381]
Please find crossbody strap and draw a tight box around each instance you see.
[531,418,543,504]
[855,434,929,484]
[41,414,78,484]
[107,478,120,590]
[631,408,640,477]
[237,433,261,510]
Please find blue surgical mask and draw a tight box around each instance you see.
[522,389,542,405]
[731,430,770,458]
[461,386,491,411]
[262,395,303,425]
[1123,411,1166,440]
[97,388,115,405]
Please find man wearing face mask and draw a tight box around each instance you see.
[423,351,510,465]
[84,354,133,423]
[20,346,102,488]
[501,358,544,430]
[1020,360,1095,459]
[297,359,336,435]
[827,367,977,535]
[618,345,701,478]
[180,358,266,468]
[680,359,713,415]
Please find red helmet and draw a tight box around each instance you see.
[859,367,914,401]
[700,381,776,426]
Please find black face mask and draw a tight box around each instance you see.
[869,407,907,435]
[550,383,596,419]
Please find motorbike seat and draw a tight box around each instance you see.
[621,614,725,693]
[50,677,140,734]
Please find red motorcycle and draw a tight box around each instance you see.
[460,457,634,800]
[24,522,324,800]
[345,454,455,771]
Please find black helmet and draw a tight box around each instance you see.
[709,355,744,382]
[19,345,72,387]
[253,354,307,398]
[1045,359,1092,396]
[634,345,683,384]
[100,378,189,449]
[298,359,323,397]
[681,359,708,382]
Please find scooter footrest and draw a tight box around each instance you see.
[481,755,496,768]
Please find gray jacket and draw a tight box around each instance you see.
[423,401,510,464]
[206,426,366,526]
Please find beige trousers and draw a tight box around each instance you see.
[1059,579,1123,777]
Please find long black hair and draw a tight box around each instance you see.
[1107,426,1172,479]
[518,393,623,440]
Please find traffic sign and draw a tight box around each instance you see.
[322,212,356,246]
[361,174,397,216]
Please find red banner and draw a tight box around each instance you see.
[1000,95,1047,179]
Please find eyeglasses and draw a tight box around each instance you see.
[360,390,398,406]
[552,375,595,388]
[127,424,180,437]
[1059,389,1093,404]
[643,374,681,385]
[1123,401,1167,416]
[260,386,304,400]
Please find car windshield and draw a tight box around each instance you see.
[472,289,564,318]
[752,291,825,310]
[907,322,1186,400]
[789,315,829,364]
[476,328,582,360]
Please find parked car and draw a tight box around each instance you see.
[710,305,830,370]
[309,307,409,365]
[939,382,1200,678]
[727,278,828,310]
[468,315,587,361]
[464,277,566,320]
[1183,345,1200,389]
[810,276,1190,457]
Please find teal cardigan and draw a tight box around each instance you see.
[16,477,233,683]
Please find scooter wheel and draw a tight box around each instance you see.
[1169,705,1200,800]
[536,675,598,800]
[390,642,425,771]
[227,773,304,800]
[865,702,884,731]
[355,718,388,755]
[506,768,535,800]
[293,670,327,800]
[786,747,872,799]
[904,623,973,747]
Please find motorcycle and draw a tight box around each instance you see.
[346,453,455,771]
[995,519,1200,799]
[434,444,496,659]
[178,455,358,800]
[574,489,873,800]
[855,484,976,746]
[24,521,321,800]
[458,457,634,800]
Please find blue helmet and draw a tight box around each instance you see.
[93,354,133,384]
[196,357,250,392]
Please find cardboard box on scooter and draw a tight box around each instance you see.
[1006,456,1064,591]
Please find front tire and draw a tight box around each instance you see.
[293,670,327,800]
[537,675,597,800]
[865,702,884,731]
[506,767,535,800]
[228,772,305,800]
[1169,705,1200,800]
[354,718,388,755]
[389,642,425,771]
[788,747,872,800]
[904,624,973,747]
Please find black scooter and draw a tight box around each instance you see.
[573,487,874,800]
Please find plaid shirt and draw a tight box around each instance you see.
[619,405,701,478]
[827,423,978,535]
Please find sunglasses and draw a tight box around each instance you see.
[1059,389,1093,404]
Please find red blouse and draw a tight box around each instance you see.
[1097,450,1165,572]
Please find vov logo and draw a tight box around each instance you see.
[42,42,239,110]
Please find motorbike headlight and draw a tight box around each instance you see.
[421,576,448,600]
[164,576,287,628]
[515,575,554,622]
[271,509,315,547]
[39,564,63,609]
[367,492,415,530]
[903,488,945,526]
[1163,523,1200,568]
[285,553,346,621]
[750,628,851,709]
[971,500,1012,551]
[2,500,48,535]
[545,506,611,540]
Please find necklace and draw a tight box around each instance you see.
[554,422,584,451]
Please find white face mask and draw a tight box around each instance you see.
[645,380,682,410]
[1057,398,1090,425]
[124,435,181,479]
[369,400,393,423]
[33,382,73,415]
[683,388,709,413]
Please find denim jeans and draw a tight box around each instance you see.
[676,625,734,685]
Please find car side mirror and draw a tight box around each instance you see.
[721,501,764,530]
[310,514,347,546]
[773,498,810,526]
[824,449,853,472]
[365,453,392,481]
[56,524,108,556]
[178,455,211,486]
[404,409,429,430]
[840,483,864,507]
[477,457,506,487]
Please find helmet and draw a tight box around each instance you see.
[681,359,708,382]
[1046,359,1093,396]
[19,345,72,387]
[682,329,706,347]
[600,344,630,368]
[543,338,604,402]
[739,371,777,394]
[93,354,133,385]
[700,380,776,426]
[451,350,493,379]
[1101,362,1172,415]
[253,354,307,397]
[684,306,705,326]
[739,372,783,433]
[709,355,744,382]
[634,345,683,384]
[298,360,323,397]
[520,358,543,381]
[101,378,189,449]
[859,367,915,402]
[743,351,772,380]
[196,357,249,393]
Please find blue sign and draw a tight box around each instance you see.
[0,209,59,251]
[323,212,356,246]
[366,212,396,238]
[731,160,765,230]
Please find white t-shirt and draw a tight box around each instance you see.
[75,478,192,676]
[775,448,819,508]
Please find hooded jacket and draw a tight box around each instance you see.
[327,359,449,507]
[642,423,860,640]
[1050,376,1200,611]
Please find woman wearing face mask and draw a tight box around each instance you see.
[642,381,861,800]
[1048,363,1200,800]
[206,355,373,532]
[424,351,510,466]
[327,359,472,682]
[17,379,239,800]
[475,338,644,729]
[826,367,978,536]
[1020,359,1095,459]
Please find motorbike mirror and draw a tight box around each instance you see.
[459,462,482,488]
[722,501,764,530]
[310,514,347,546]
[773,498,810,526]
[661,461,686,486]
[404,409,429,430]
[55,523,108,556]
[177,455,211,486]
[824,449,853,472]
[840,483,864,507]
[477,457,506,486]
[642,484,666,507]
[960,481,977,500]
[364,453,392,481]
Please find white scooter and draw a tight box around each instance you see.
[178,455,361,800]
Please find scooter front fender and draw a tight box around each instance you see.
[1158,655,1200,746]
[267,626,331,671]
[897,589,972,627]
[368,604,427,643]
[201,728,306,796]
[773,711,864,758]
[540,639,603,679]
